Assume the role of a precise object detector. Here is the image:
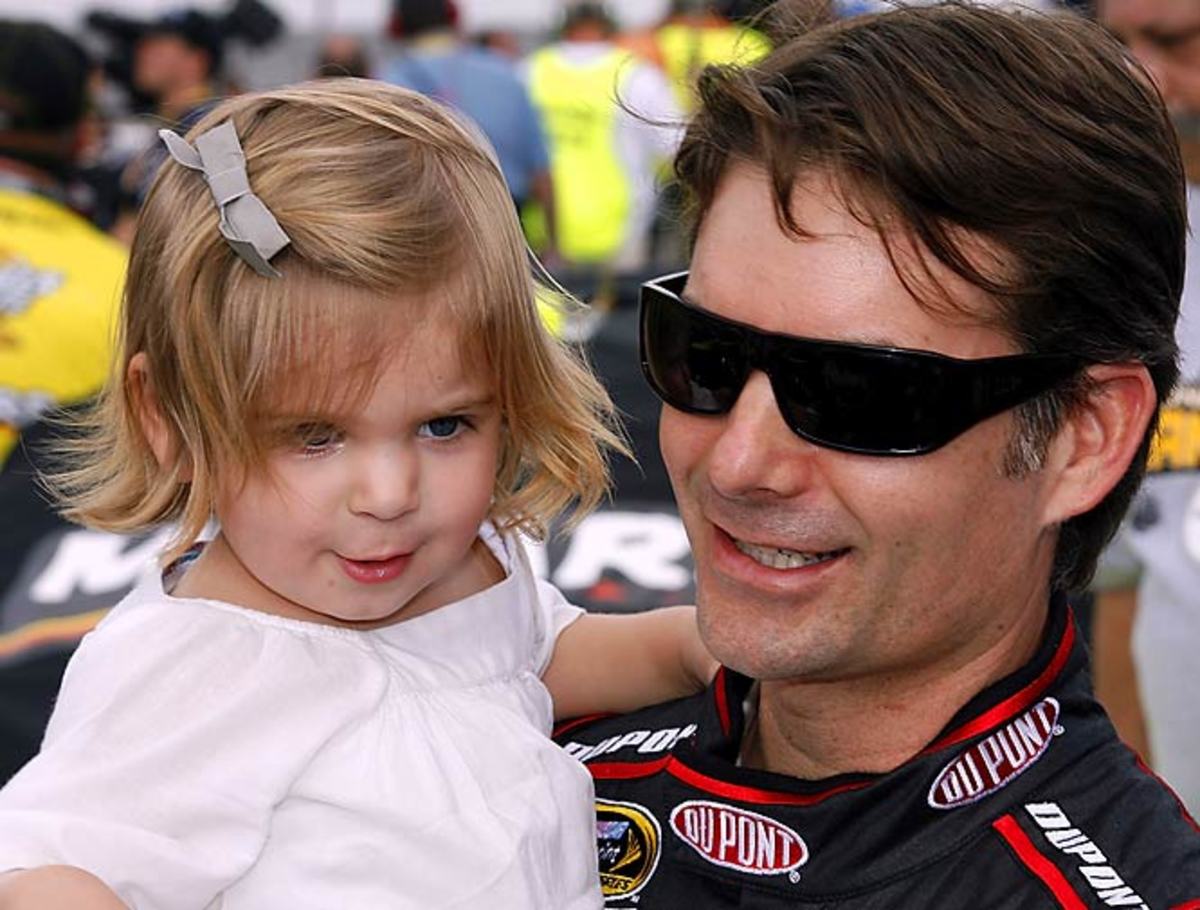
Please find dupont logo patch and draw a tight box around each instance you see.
[928,697,1061,810]
[669,800,808,876]
[595,800,661,901]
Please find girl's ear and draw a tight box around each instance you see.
[127,352,192,481]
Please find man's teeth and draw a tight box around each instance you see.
[733,538,838,569]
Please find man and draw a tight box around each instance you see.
[1092,0,1200,819]
[0,22,127,783]
[653,0,772,112]
[525,3,681,271]
[382,0,560,257]
[555,4,1200,904]
[112,8,223,244]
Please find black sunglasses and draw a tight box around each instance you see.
[639,271,1085,456]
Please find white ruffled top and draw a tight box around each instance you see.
[0,525,600,909]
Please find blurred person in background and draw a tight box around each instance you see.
[315,35,371,79]
[0,19,126,785]
[652,0,772,112]
[1092,0,1200,818]
[105,2,283,245]
[383,0,559,259]
[110,8,225,243]
[525,2,682,274]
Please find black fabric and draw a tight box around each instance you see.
[556,597,1200,906]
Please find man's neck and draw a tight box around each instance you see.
[740,589,1051,779]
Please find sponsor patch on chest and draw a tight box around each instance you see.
[928,697,1060,810]
[595,800,661,901]
[669,800,808,876]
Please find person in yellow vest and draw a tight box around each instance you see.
[0,21,127,784]
[525,3,682,271]
[655,0,772,112]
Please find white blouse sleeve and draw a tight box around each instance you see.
[531,577,586,677]
[0,595,385,910]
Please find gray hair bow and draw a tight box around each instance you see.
[158,121,291,278]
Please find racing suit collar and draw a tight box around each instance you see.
[681,590,1080,801]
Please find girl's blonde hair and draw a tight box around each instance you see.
[53,79,626,561]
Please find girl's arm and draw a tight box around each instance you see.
[542,607,718,720]
[0,867,127,909]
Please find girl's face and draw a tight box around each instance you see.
[188,314,504,627]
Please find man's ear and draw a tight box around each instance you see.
[127,352,191,480]
[1039,363,1156,526]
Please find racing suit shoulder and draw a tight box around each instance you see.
[985,735,1200,908]
[554,688,705,767]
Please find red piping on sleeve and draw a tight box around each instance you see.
[553,712,616,739]
[1132,751,1200,835]
[993,813,1087,910]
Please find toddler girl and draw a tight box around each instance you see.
[0,80,711,909]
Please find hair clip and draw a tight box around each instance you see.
[158,121,291,278]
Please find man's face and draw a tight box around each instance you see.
[660,165,1062,683]
[133,34,205,97]
[1101,0,1200,135]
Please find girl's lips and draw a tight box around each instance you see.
[337,553,411,585]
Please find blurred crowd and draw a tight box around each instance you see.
[2,0,1199,817]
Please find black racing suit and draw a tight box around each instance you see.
[555,596,1200,907]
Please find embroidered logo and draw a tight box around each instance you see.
[928,697,1060,810]
[595,800,661,901]
[669,800,808,876]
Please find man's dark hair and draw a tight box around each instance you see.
[674,2,1186,593]
[0,19,90,171]
[390,0,458,39]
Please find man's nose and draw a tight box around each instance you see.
[704,371,821,501]
[349,446,419,520]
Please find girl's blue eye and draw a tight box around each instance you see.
[421,416,465,439]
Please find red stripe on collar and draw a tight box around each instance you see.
[923,612,1075,756]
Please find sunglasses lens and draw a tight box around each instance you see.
[773,347,957,454]
[642,289,747,414]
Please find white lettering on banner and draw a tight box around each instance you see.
[30,529,173,604]
[564,724,697,763]
[1024,802,1149,909]
[551,512,691,591]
